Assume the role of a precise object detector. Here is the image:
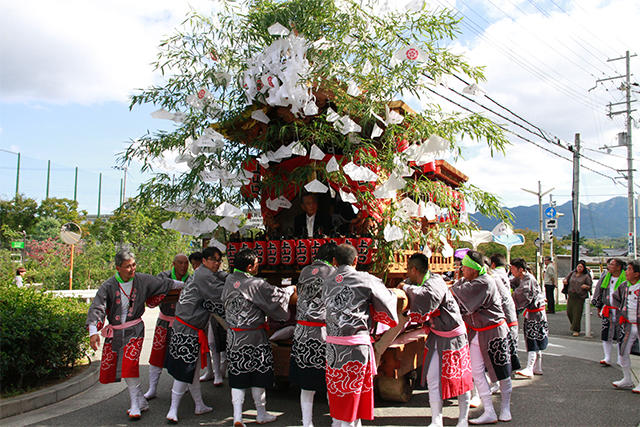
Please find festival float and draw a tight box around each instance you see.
[126,0,510,402]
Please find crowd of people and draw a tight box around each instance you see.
[86,246,639,426]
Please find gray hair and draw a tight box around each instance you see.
[115,248,135,267]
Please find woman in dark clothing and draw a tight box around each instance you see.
[563,260,593,336]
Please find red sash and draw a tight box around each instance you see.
[601,305,617,318]
[297,320,326,327]
[230,322,268,332]
[466,319,506,332]
[175,316,209,369]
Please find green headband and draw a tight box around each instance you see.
[462,254,486,275]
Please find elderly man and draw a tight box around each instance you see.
[398,253,473,427]
[612,259,640,392]
[592,257,626,366]
[165,247,228,423]
[144,254,190,400]
[450,250,513,425]
[324,244,399,427]
[86,248,185,419]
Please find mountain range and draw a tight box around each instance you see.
[470,196,637,239]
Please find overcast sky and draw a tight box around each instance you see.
[1,0,639,219]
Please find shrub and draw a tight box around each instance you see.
[0,286,90,393]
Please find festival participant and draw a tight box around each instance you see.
[324,243,399,427]
[189,251,203,270]
[450,250,513,425]
[164,247,227,423]
[543,256,557,313]
[222,249,295,427]
[511,258,548,378]
[144,254,190,400]
[591,258,626,366]
[490,254,521,372]
[86,248,185,419]
[611,259,640,392]
[290,242,337,427]
[398,253,473,427]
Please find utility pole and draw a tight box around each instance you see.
[522,181,554,283]
[571,134,581,269]
[15,152,20,198]
[46,160,51,199]
[73,167,78,202]
[597,51,637,258]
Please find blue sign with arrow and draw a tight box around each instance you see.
[544,207,557,218]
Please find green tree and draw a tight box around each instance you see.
[37,198,86,225]
[124,0,511,270]
[31,217,62,240]
[0,195,38,245]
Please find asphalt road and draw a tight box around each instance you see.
[4,307,639,427]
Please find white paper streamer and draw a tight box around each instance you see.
[219,216,240,232]
[268,22,290,36]
[251,109,270,123]
[326,156,340,173]
[339,189,358,203]
[370,123,383,138]
[343,162,379,182]
[334,115,362,135]
[304,179,328,193]
[383,224,403,242]
[207,237,226,252]
[309,144,325,160]
[214,202,242,217]
[326,107,340,123]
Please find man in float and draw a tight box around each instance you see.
[450,250,513,425]
[323,243,399,427]
[398,253,473,427]
[188,251,203,270]
[591,258,626,366]
[611,259,640,392]
[510,258,548,378]
[290,242,337,427]
[144,253,190,400]
[86,248,185,419]
[222,249,296,427]
[294,193,331,238]
[164,247,228,423]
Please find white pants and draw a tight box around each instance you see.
[469,335,491,398]
[619,324,639,368]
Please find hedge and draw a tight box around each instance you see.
[0,285,90,393]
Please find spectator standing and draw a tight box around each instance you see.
[15,267,26,287]
[543,256,556,314]
[563,260,593,336]
[612,259,640,392]
[591,258,626,366]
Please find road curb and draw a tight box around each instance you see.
[0,360,99,419]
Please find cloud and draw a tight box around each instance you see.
[0,0,215,105]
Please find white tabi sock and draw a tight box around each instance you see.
[602,340,612,364]
[124,377,142,418]
[200,353,214,381]
[456,391,470,427]
[516,351,536,377]
[469,394,497,425]
[498,379,512,422]
[144,365,162,399]
[167,380,188,422]
[189,364,212,415]
[252,387,276,424]
[232,388,246,425]
[612,366,634,389]
[533,351,543,375]
[428,397,443,427]
[300,389,315,427]
[331,418,341,427]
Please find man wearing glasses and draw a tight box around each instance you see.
[165,247,228,423]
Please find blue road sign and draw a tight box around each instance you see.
[544,207,557,218]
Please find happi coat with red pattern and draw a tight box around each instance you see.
[403,273,473,400]
[86,273,176,383]
[323,265,398,423]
